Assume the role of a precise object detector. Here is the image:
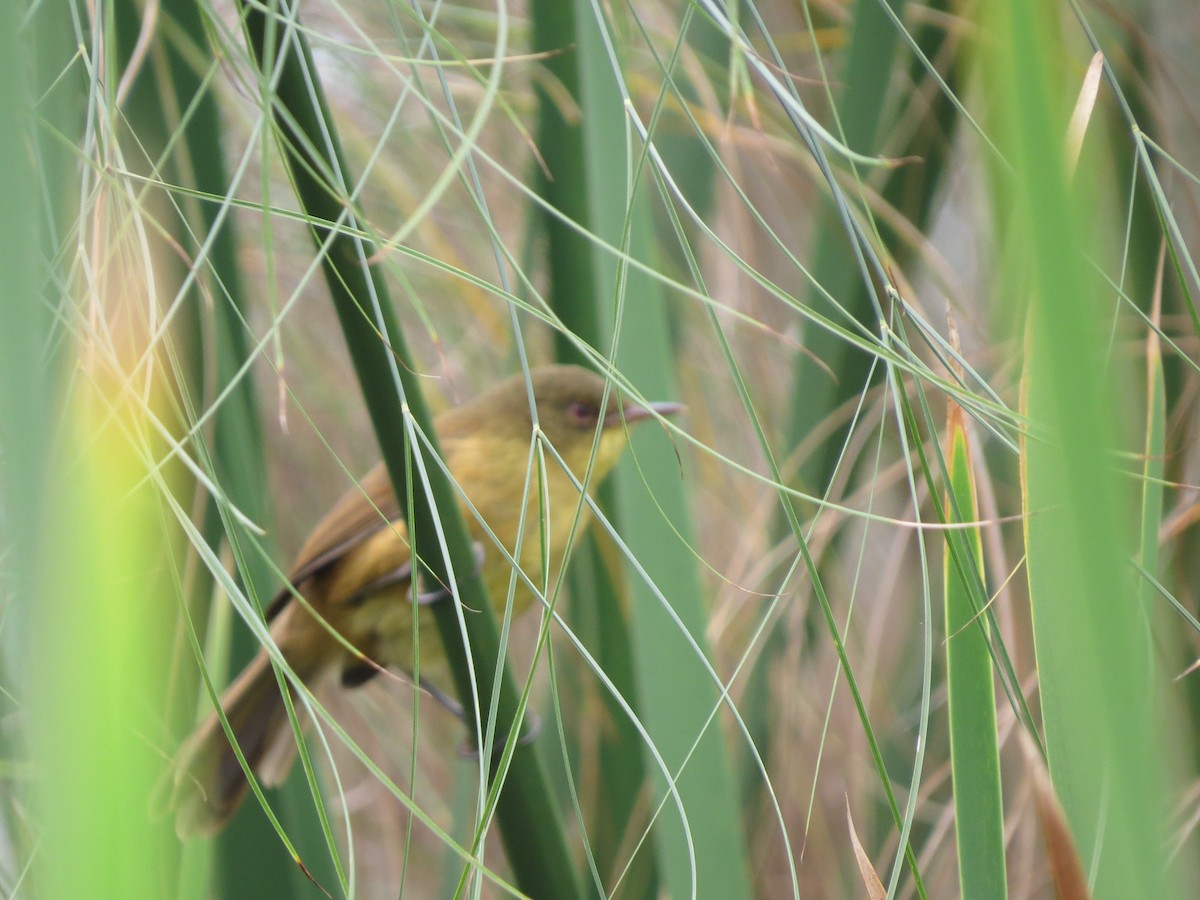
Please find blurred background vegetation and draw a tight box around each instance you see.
[2,0,1199,897]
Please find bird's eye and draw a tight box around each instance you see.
[567,400,598,426]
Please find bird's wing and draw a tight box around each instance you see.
[266,463,407,620]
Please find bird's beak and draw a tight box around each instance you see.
[605,400,685,428]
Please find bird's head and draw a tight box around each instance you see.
[441,364,682,484]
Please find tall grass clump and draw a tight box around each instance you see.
[2,1,1199,898]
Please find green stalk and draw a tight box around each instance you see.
[236,2,584,895]
[784,0,905,487]
[571,4,753,895]
[530,0,658,892]
[985,1,1178,894]
[107,0,324,891]
[0,1,66,887]
[943,414,1006,900]
[531,0,602,370]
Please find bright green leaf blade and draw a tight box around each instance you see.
[944,416,1007,900]
[988,2,1179,895]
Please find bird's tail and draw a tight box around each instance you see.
[170,649,312,838]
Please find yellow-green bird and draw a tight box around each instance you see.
[171,364,681,837]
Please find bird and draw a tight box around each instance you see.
[169,364,682,837]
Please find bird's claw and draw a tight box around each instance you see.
[410,542,486,605]
[457,712,542,759]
